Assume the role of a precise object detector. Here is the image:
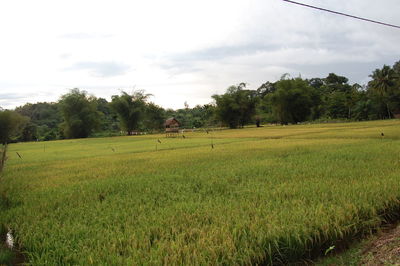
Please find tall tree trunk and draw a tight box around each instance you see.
[386,102,392,119]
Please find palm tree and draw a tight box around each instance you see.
[368,65,397,118]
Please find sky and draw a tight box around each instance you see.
[1,0,400,110]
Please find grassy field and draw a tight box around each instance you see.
[1,120,400,265]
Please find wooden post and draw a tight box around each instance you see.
[0,143,8,173]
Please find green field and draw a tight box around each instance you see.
[1,120,400,265]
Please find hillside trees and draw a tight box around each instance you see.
[15,102,62,140]
[143,102,165,132]
[2,59,400,142]
[59,89,100,138]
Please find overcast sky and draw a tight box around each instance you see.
[1,0,400,110]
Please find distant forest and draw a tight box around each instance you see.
[1,60,399,143]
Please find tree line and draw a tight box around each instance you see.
[0,60,399,143]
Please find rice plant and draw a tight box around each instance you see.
[0,120,399,265]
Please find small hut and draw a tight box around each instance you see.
[165,117,180,137]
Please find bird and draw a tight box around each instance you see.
[157,139,161,143]
[182,135,186,139]
[98,193,105,202]
[206,130,209,134]
[6,228,14,249]
[381,132,384,137]
[16,152,22,159]
[211,143,214,149]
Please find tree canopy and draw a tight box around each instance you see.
[265,77,316,124]
[59,89,100,139]
[0,110,28,144]
[212,83,257,128]
[110,91,151,135]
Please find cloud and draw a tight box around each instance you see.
[156,43,280,76]
[65,61,131,77]
[59,33,114,39]
[59,53,72,59]
[0,89,62,109]
[1,0,400,110]
[155,15,399,84]
[169,43,280,62]
[0,93,28,100]
[0,92,39,109]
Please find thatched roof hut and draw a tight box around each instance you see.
[165,117,180,128]
[165,117,180,136]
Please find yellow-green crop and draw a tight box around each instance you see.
[1,120,399,265]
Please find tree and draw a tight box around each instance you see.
[345,84,363,119]
[212,83,257,128]
[392,60,400,77]
[15,102,62,140]
[0,110,28,144]
[265,77,315,124]
[368,65,398,118]
[257,81,276,98]
[143,103,165,132]
[20,122,38,142]
[59,89,100,138]
[110,90,151,134]
[324,73,349,89]
[95,98,119,132]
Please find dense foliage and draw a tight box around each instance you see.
[110,91,155,134]
[15,102,62,141]
[212,83,258,128]
[264,77,316,124]
[1,60,399,141]
[59,89,101,139]
[0,109,28,144]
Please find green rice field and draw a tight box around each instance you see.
[1,120,400,265]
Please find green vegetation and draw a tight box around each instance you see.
[0,59,397,142]
[0,110,28,144]
[110,91,155,134]
[59,89,101,139]
[212,83,258,128]
[0,120,399,264]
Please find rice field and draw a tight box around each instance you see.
[1,120,400,265]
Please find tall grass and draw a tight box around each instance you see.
[0,120,399,264]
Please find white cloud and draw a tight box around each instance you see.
[64,61,131,77]
[0,0,399,109]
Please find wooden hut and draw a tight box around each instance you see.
[165,117,180,137]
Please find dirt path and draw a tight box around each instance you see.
[360,224,400,265]
[316,224,400,265]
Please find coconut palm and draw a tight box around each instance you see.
[368,65,398,118]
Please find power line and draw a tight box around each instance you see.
[282,0,400,29]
